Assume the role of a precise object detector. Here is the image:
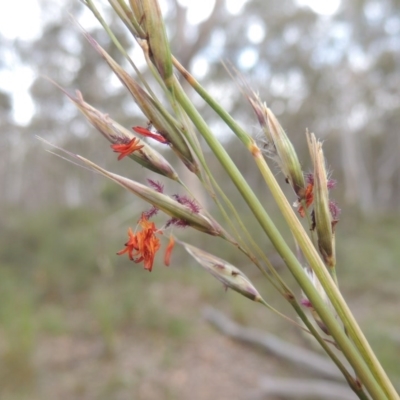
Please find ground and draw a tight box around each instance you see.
[1,209,400,399]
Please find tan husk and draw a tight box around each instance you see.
[82,31,198,173]
[76,155,223,236]
[141,0,173,81]
[307,132,335,267]
[179,240,263,302]
[266,107,305,198]
[63,89,179,180]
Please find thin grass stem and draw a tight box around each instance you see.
[173,57,397,399]
[169,72,388,400]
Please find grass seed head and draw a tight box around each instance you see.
[307,132,335,268]
[76,156,223,236]
[141,0,173,81]
[180,242,263,303]
[62,90,179,180]
[83,32,198,172]
[266,107,305,198]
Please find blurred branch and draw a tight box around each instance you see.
[203,306,345,382]
[250,376,355,400]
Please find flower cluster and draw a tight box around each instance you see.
[111,137,144,160]
[117,215,162,271]
[297,172,340,224]
[110,124,169,162]
[116,214,177,271]
[298,181,314,218]
[110,132,201,271]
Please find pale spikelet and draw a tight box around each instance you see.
[76,155,223,236]
[244,88,305,197]
[307,132,335,268]
[179,241,264,303]
[62,89,179,180]
[265,107,305,198]
[141,0,173,81]
[82,31,198,173]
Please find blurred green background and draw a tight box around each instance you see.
[1,0,400,399]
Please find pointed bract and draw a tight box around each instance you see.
[179,241,263,303]
[59,88,180,180]
[246,90,305,197]
[266,107,305,198]
[302,268,339,335]
[82,32,198,173]
[141,0,173,81]
[76,155,224,237]
[307,132,335,268]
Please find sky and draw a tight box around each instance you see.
[0,0,341,126]
[0,0,42,124]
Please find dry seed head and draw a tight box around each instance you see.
[243,90,274,145]
[112,121,180,179]
[76,155,222,236]
[63,89,179,181]
[82,32,197,172]
[246,92,307,199]
[141,0,173,81]
[265,107,305,197]
[84,33,160,124]
[249,94,273,142]
[180,242,263,303]
[307,132,335,268]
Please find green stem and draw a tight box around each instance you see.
[252,150,395,399]
[112,0,146,38]
[85,1,151,94]
[290,300,370,400]
[79,6,397,399]
[171,80,387,400]
[173,58,397,399]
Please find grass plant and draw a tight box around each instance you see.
[38,1,400,398]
